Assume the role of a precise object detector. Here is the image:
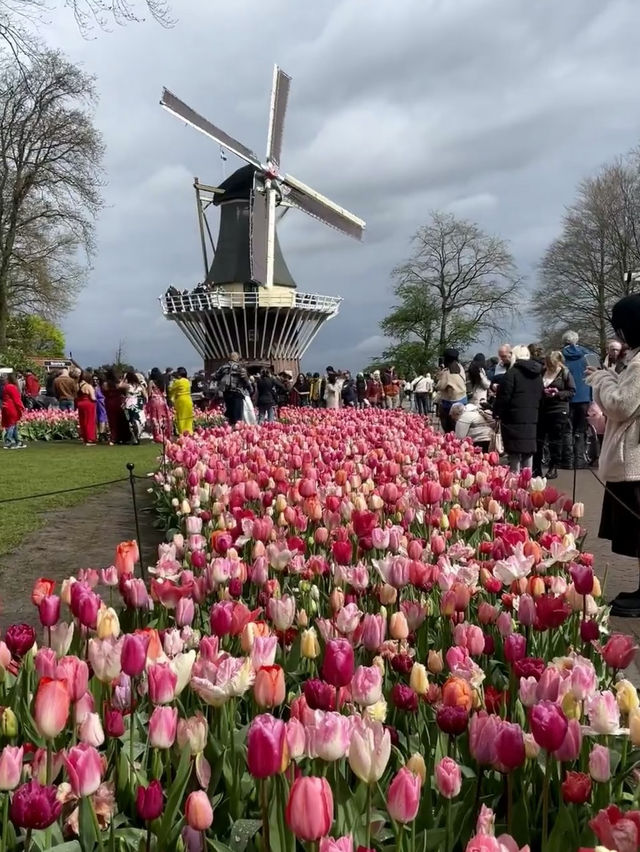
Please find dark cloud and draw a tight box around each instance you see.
[46,0,640,372]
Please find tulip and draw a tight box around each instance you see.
[268,595,296,630]
[441,677,473,712]
[616,678,640,714]
[435,756,462,798]
[34,677,70,740]
[65,743,103,797]
[184,790,213,831]
[588,745,611,783]
[319,837,353,852]
[136,780,164,821]
[4,622,36,658]
[530,701,568,752]
[254,665,286,708]
[104,706,125,738]
[149,705,178,749]
[96,606,120,639]
[630,707,640,746]
[246,714,287,778]
[504,633,526,663]
[587,691,620,734]
[406,753,427,785]
[387,767,421,823]
[88,637,122,682]
[177,713,208,755]
[436,706,469,736]
[1,708,18,738]
[301,627,321,659]
[561,771,591,805]
[360,614,386,652]
[494,721,525,771]
[469,712,499,766]
[78,712,105,748]
[409,663,429,696]
[351,666,383,706]
[286,776,333,841]
[601,634,638,670]
[553,718,582,762]
[311,712,350,762]
[10,781,61,829]
[38,595,61,627]
[56,655,89,703]
[389,611,409,640]
[427,650,444,674]
[569,563,594,595]
[0,745,23,791]
[348,719,391,783]
[35,647,57,679]
[32,577,56,606]
[120,633,149,677]
[322,638,354,688]
[391,684,418,712]
[304,679,336,711]
[148,663,178,705]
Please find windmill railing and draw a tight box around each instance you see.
[160,290,342,316]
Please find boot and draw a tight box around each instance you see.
[546,467,558,480]
[574,435,588,469]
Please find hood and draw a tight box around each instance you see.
[562,344,588,361]
[514,358,543,377]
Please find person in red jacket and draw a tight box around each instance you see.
[24,370,40,399]
[2,373,25,449]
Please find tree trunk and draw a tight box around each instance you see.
[0,265,9,351]
[438,308,448,355]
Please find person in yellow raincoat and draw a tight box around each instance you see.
[169,367,194,434]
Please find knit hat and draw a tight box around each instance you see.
[612,294,640,349]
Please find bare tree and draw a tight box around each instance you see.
[390,211,522,355]
[0,51,104,349]
[0,0,173,60]
[533,157,640,354]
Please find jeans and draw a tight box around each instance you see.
[258,405,276,423]
[508,453,533,473]
[414,393,429,415]
[59,398,73,411]
[223,391,244,426]
[535,409,569,471]
[4,424,18,445]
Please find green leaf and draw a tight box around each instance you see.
[78,795,97,852]
[425,828,447,850]
[228,819,262,851]
[158,745,192,840]
[49,843,83,851]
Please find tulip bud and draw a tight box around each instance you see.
[136,780,164,821]
[379,584,397,605]
[406,753,427,786]
[616,679,640,715]
[184,790,213,830]
[1,708,18,738]
[630,708,640,747]
[301,628,320,659]
[96,607,120,640]
[427,650,443,675]
[409,663,428,696]
[389,612,409,640]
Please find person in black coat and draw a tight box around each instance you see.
[493,345,543,473]
[256,368,284,423]
[533,350,575,479]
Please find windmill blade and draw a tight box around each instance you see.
[283,173,365,241]
[250,177,277,289]
[266,66,291,168]
[160,88,262,169]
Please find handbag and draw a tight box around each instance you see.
[490,423,504,455]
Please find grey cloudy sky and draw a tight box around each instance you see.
[46,0,640,372]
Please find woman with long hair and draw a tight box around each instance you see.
[146,368,173,442]
[587,294,640,617]
[493,344,543,473]
[2,373,25,449]
[93,374,108,442]
[169,367,194,434]
[467,353,491,404]
[533,350,575,479]
[76,371,97,445]
[103,369,130,445]
[436,349,467,432]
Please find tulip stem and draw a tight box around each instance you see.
[129,710,135,788]
[365,783,372,848]
[90,797,104,852]
[46,743,52,786]
[260,778,271,852]
[507,772,513,836]
[145,826,151,852]
[0,793,8,852]
[445,797,452,852]
[542,751,552,850]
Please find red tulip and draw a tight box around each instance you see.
[494,721,525,771]
[10,781,61,829]
[303,679,336,711]
[331,540,352,566]
[391,684,418,712]
[34,677,70,739]
[286,776,333,841]
[601,634,638,670]
[4,623,36,658]
[562,771,591,804]
[103,706,125,738]
[436,706,468,736]
[136,780,164,821]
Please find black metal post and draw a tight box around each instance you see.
[572,431,578,506]
[127,462,146,583]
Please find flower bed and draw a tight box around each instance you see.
[19,409,79,442]
[0,408,638,852]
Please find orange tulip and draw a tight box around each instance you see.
[34,677,70,739]
[254,665,286,708]
[114,540,139,577]
[441,677,473,713]
[31,578,56,607]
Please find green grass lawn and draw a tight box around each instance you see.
[0,441,160,556]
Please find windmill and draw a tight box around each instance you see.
[159,65,366,375]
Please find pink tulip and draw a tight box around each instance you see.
[74,691,95,726]
[350,665,383,706]
[469,712,499,765]
[494,721,525,772]
[0,745,23,790]
[601,634,638,670]
[319,836,353,852]
[65,743,103,796]
[360,613,386,652]
[322,638,354,688]
[175,598,195,627]
[588,744,611,783]
[387,767,421,823]
[56,655,89,703]
[286,776,333,841]
[435,756,462,798]
[78,712,105,748]
[587,691,620,734]
[246,714,287,778]
[34,647,57,679]
[34,677,70,740]
[149,706,178,749]
[268,595,296,630]
[147,663,178,705]
[38,595,61,627]
[530,701,568,751]
[120,633,149,677]
[184,790,213,830]
[553,718,582,762]
[307,712,350,761]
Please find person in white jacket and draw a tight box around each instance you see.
[450,402,496,452]
[412,373,434,415]
[587,294,640,617]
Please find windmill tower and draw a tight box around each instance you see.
[159,66,365,375]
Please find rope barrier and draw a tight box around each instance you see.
[0,475,131,505]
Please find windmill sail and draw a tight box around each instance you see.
[266,66,291,168]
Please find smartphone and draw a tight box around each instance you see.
[584,352,601,369]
